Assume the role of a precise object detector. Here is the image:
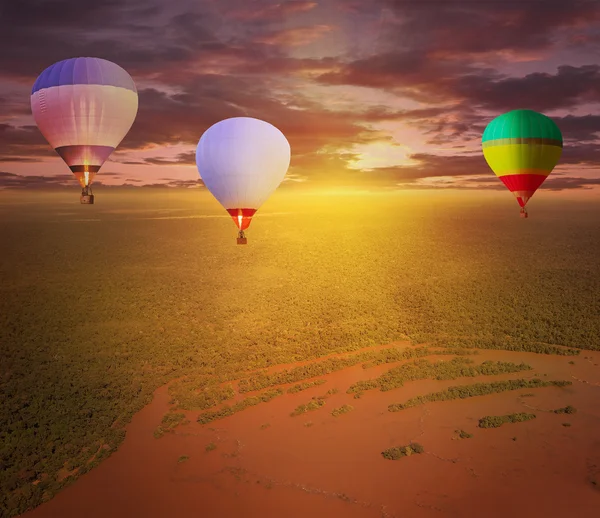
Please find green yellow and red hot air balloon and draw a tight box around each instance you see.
[482,109,563,218]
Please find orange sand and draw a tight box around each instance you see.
[23,349,600,518]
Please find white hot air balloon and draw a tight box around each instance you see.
[196,117,291,244]
[31,57,139,204]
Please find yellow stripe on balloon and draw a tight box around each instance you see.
[482,144,562,175]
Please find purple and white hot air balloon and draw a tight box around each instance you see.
[196,117,291,244]
[31,57,138,204]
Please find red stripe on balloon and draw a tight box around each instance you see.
[226,208,257,230]
[499,174,547,207]
[499,173,547,192]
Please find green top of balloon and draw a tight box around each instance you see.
[482,109,562,143]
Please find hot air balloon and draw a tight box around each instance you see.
[31,57,139,204]
[482,109,563,218]
[196,117,291,244]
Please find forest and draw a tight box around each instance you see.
[1,190,599,516]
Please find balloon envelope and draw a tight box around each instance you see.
[31,57,138,187]
[196,117,291,230]
[482,109,562,208]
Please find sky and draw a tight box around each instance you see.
[1,0,600,192]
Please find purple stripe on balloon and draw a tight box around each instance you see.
[32,57,136,95]
[69,165,103,173]
[55,145,115,168]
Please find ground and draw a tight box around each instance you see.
[1,188,599,517]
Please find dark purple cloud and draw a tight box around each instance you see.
[0,171,203,189]
[555,115,600,141]
[366,153,489,183]
[142,152,196,166]
[0,171,73,189]
[0,0,599,190]
[139,178,203,189]
[453,65,600,112]
[119,80,387,160]
[560,142,600,165]
[542,176,600,190]
[0,124,55,158]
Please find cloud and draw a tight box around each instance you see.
[319,59,600,112]
[0,171,73,189]
[224,1,318,22]
[381,0,600,56]
[407,174,600,192]
[559,142,600,165]
[366,153,489,183]
[140,178,204,189]
[1,0,599,190]
[0,171,203,190]
[0,157,39,163]
[255,25,334,46]
[453,65,600,112]
[142,152,197,165]
[315,0,600,113]
[555,114,600,142]
[0,123,54,159]
[158,178,204,188]
[0,1,231,82]
[541,176,600,190]
[120,78,387,161]
[95,171,124,177]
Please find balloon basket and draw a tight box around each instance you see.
[237,237,248,245]
[519,209,528,218]
[80,195,95,204]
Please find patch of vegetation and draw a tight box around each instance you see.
[562,423,572,427]
[478,413,536,428]
[568,361,575,365]
[205,443,216,452]
[155,412,189,438]
[177,455,189,463]
[287,379,327,393]
[520,393,535,397]
[169,380,235,410]
[260,423,271,430]
[553,405,577,414]
[360,346,476,369]
[389,379,572,412]
[381,443,425,460]
[348,358,532,394]
[442,339,581,356]
[331,404,354,417]
[238,346,439,393]
[304,421,314,427]
[291,398,326,417]
[162,412,187,428]
[197,388,284,425]
[456,429,473,439]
